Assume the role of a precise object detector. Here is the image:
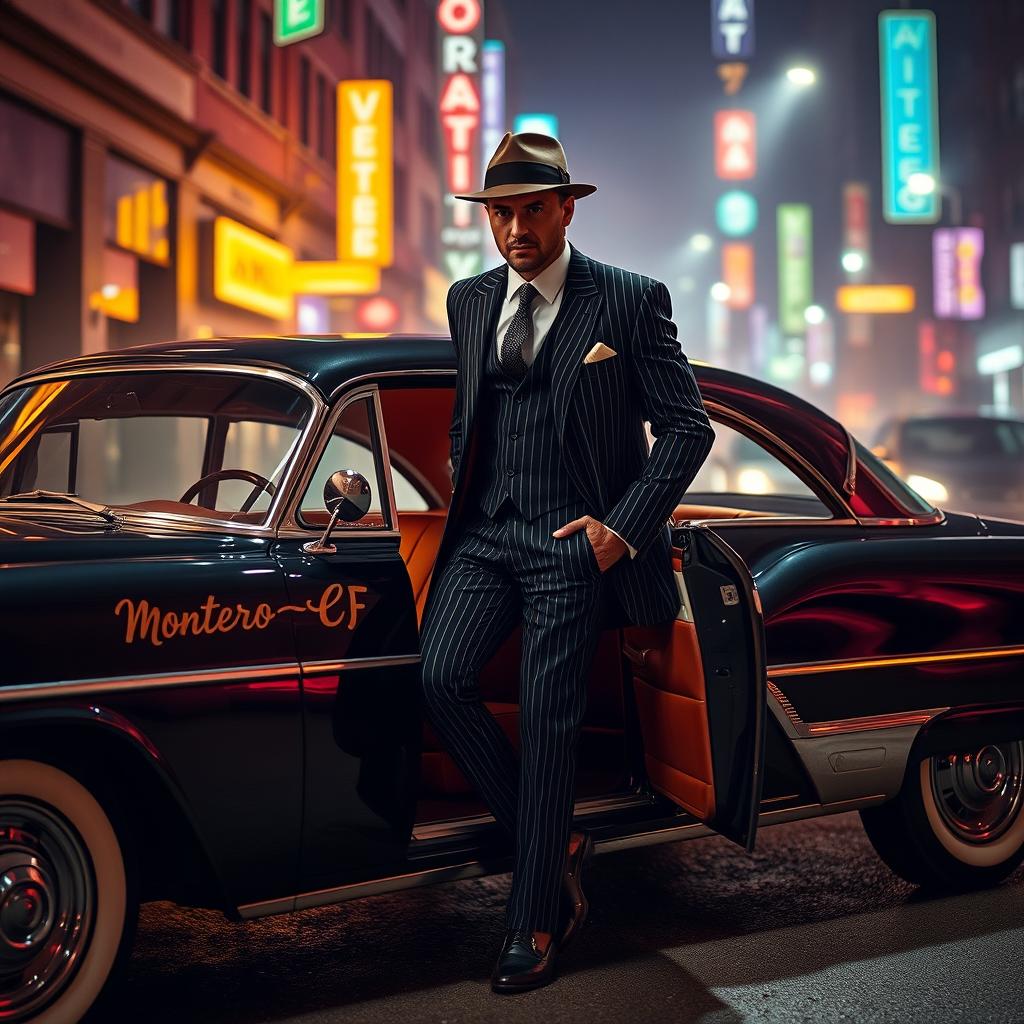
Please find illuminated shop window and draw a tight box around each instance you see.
[105,155,171,266]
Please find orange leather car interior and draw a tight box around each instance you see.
[623,605,716,821]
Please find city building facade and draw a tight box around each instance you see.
[0,0,448,390]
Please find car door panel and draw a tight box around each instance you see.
[274,535,421,893]
[625,525,767,851]
[0,537,303,907]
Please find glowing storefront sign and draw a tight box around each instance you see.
[836,284,915,314]
[716,189,757,237]
[337,80,393,267]
[438,0,485,282]
[714,110,755,180]
[213,216,293,320]
[274,0,324,46]
[711,0,754,58]
[722,243,754,309]
[933,227,984,320]
[514,113,559,138]
[107,155,170,266]
[777,204,812,334]
[879,10,940,224]
[290,261,380,296]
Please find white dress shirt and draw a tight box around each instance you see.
[495,241,637,559]
[495,239,572,365]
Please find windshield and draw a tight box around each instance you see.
[0,372,313,521]
[901,418,1024,460]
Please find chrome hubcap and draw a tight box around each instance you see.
[930,741,1024,844]
[0,801,94,1019]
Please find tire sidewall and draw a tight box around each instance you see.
[918,756,1024,870]
[0,759,129,1024]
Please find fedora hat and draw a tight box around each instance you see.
[455,132,597,203]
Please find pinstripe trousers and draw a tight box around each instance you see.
[420,498,606,933]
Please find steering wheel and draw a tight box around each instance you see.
[179,469,277,513]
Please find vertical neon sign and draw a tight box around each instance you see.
[438,0,485,282]
[879,10,940,224]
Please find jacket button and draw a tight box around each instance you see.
[506,469,515,477]
[510,432,519,440]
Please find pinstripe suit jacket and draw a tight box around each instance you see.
[427,243,716,628]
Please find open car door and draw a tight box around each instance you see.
[623,524,767,851]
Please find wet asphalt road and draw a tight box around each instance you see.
[105,811,1024,1024]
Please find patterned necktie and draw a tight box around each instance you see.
[500,282,539,378]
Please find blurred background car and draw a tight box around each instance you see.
[871,414,1024,521]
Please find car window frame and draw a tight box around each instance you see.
[674,401,859,527]
[279,383,400,538]
[0,364,325,536]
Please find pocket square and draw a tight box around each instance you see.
[583,342,617,364]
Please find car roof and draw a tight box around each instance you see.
[31,335,459,401]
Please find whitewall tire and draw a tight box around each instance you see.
[0,759,135,1023]
[861,741,1024,889]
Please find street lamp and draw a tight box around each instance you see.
[804,304,826,326]
[841,250,866,274]
[786,66,817,87]
[907,172,963,225]
[689,232,714,253]
[710,281,732,302]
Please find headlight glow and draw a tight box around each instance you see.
[738,467,772,494]
[906,474,948,503]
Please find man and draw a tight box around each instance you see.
[420,132,715,993]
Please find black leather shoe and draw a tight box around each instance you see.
[491,930,558,993]
[558,830,593,950]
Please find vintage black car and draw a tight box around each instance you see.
[2,336,1023,1022]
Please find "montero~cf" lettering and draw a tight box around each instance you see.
[114,584,370,647]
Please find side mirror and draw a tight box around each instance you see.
[303,469,372,555]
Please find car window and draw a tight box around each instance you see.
[681,419,829,514]
[0,373,312,517]
[76,416,208,505]
[221,420,301,513]
[300,394,402,528]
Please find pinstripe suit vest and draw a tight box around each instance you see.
[475,324,586,520]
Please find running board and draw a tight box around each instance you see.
[236,793,886,920]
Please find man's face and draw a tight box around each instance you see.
[485,190,575,278]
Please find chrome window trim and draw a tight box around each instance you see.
[0,363,327,538]
[0,653,420,705]
[277,384,400,538]
[327,367,457,402]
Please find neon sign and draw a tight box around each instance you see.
[879,10,940,224]
[715,110,755,180]
[337,80,393,267]
[438,0,485,282]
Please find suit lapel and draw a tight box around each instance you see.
[549,246,603,442]
[462,264,506,439]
